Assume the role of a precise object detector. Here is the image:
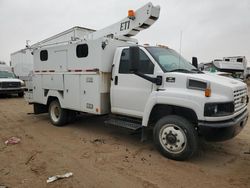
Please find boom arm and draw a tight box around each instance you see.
[86,2,160,41]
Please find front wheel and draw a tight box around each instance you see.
[153,115,198,161]
[49,100,68,126]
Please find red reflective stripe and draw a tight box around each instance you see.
[74,69,83,72]
[35,69,99,73]
[86,68,99,72]
[35,70,55,73]
[68,69,83,72]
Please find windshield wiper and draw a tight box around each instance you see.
[168,69,192,73]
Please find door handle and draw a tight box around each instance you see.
[114,76,118,85]
[111,64,114,81]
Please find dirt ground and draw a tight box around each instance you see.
[0,92,250,188]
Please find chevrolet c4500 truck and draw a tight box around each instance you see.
[23,2,248,160]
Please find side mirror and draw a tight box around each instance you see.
[192,57,198,68]
[129,46,140,72]
[156,76,162,86]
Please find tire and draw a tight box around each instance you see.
[49,100,68,126]
[153,115,198,161]
[18,92,24,97]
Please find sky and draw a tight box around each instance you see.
[0,0,249,65]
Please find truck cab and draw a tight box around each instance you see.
[110,45,248,160]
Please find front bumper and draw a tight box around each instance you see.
[198,109,248,141]
[0,88,24,94]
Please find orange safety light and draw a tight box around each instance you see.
[205,88,211,97]
[128,10,135,19]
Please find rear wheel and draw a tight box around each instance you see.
[153,115,198,161]
[49,100,68,126]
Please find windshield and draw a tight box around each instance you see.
[0,71,15,78]
[146,47,196,72]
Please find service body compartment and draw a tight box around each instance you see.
[32,75,45,104]
[64,74,81,110]
[79,74,110,115]
[42,74,64,91]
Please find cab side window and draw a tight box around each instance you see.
[40,50,48,61]
[76,44,88,58]
[119,49,154,74]
[119,49,130,74]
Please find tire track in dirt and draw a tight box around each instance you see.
[1,97,250,188]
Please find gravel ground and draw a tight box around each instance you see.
[0,90,250,188]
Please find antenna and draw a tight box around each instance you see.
[179,30,182,55]
[178,30,182,68]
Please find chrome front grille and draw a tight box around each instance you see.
[234,88,247,112]
[1,82,21,88]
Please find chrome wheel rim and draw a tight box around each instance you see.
[50,103,61,122]
[159,124,187,154]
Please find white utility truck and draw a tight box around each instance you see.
[24,2,248,160]
[11,26,95,81]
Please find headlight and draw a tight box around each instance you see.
[204,102,234,117]
[21,81,25,87]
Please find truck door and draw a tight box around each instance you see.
[111,48,154,118]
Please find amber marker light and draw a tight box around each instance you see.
[128,10,135,19]
[205,87,211,97]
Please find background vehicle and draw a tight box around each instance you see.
[200,56,248,80]
[22,2,248,160]
[204,71,244,82]
[0,70,25,97]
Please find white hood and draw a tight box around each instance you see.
[0,78,23,83]
[190,72,246,90]
[163,72,247,102]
